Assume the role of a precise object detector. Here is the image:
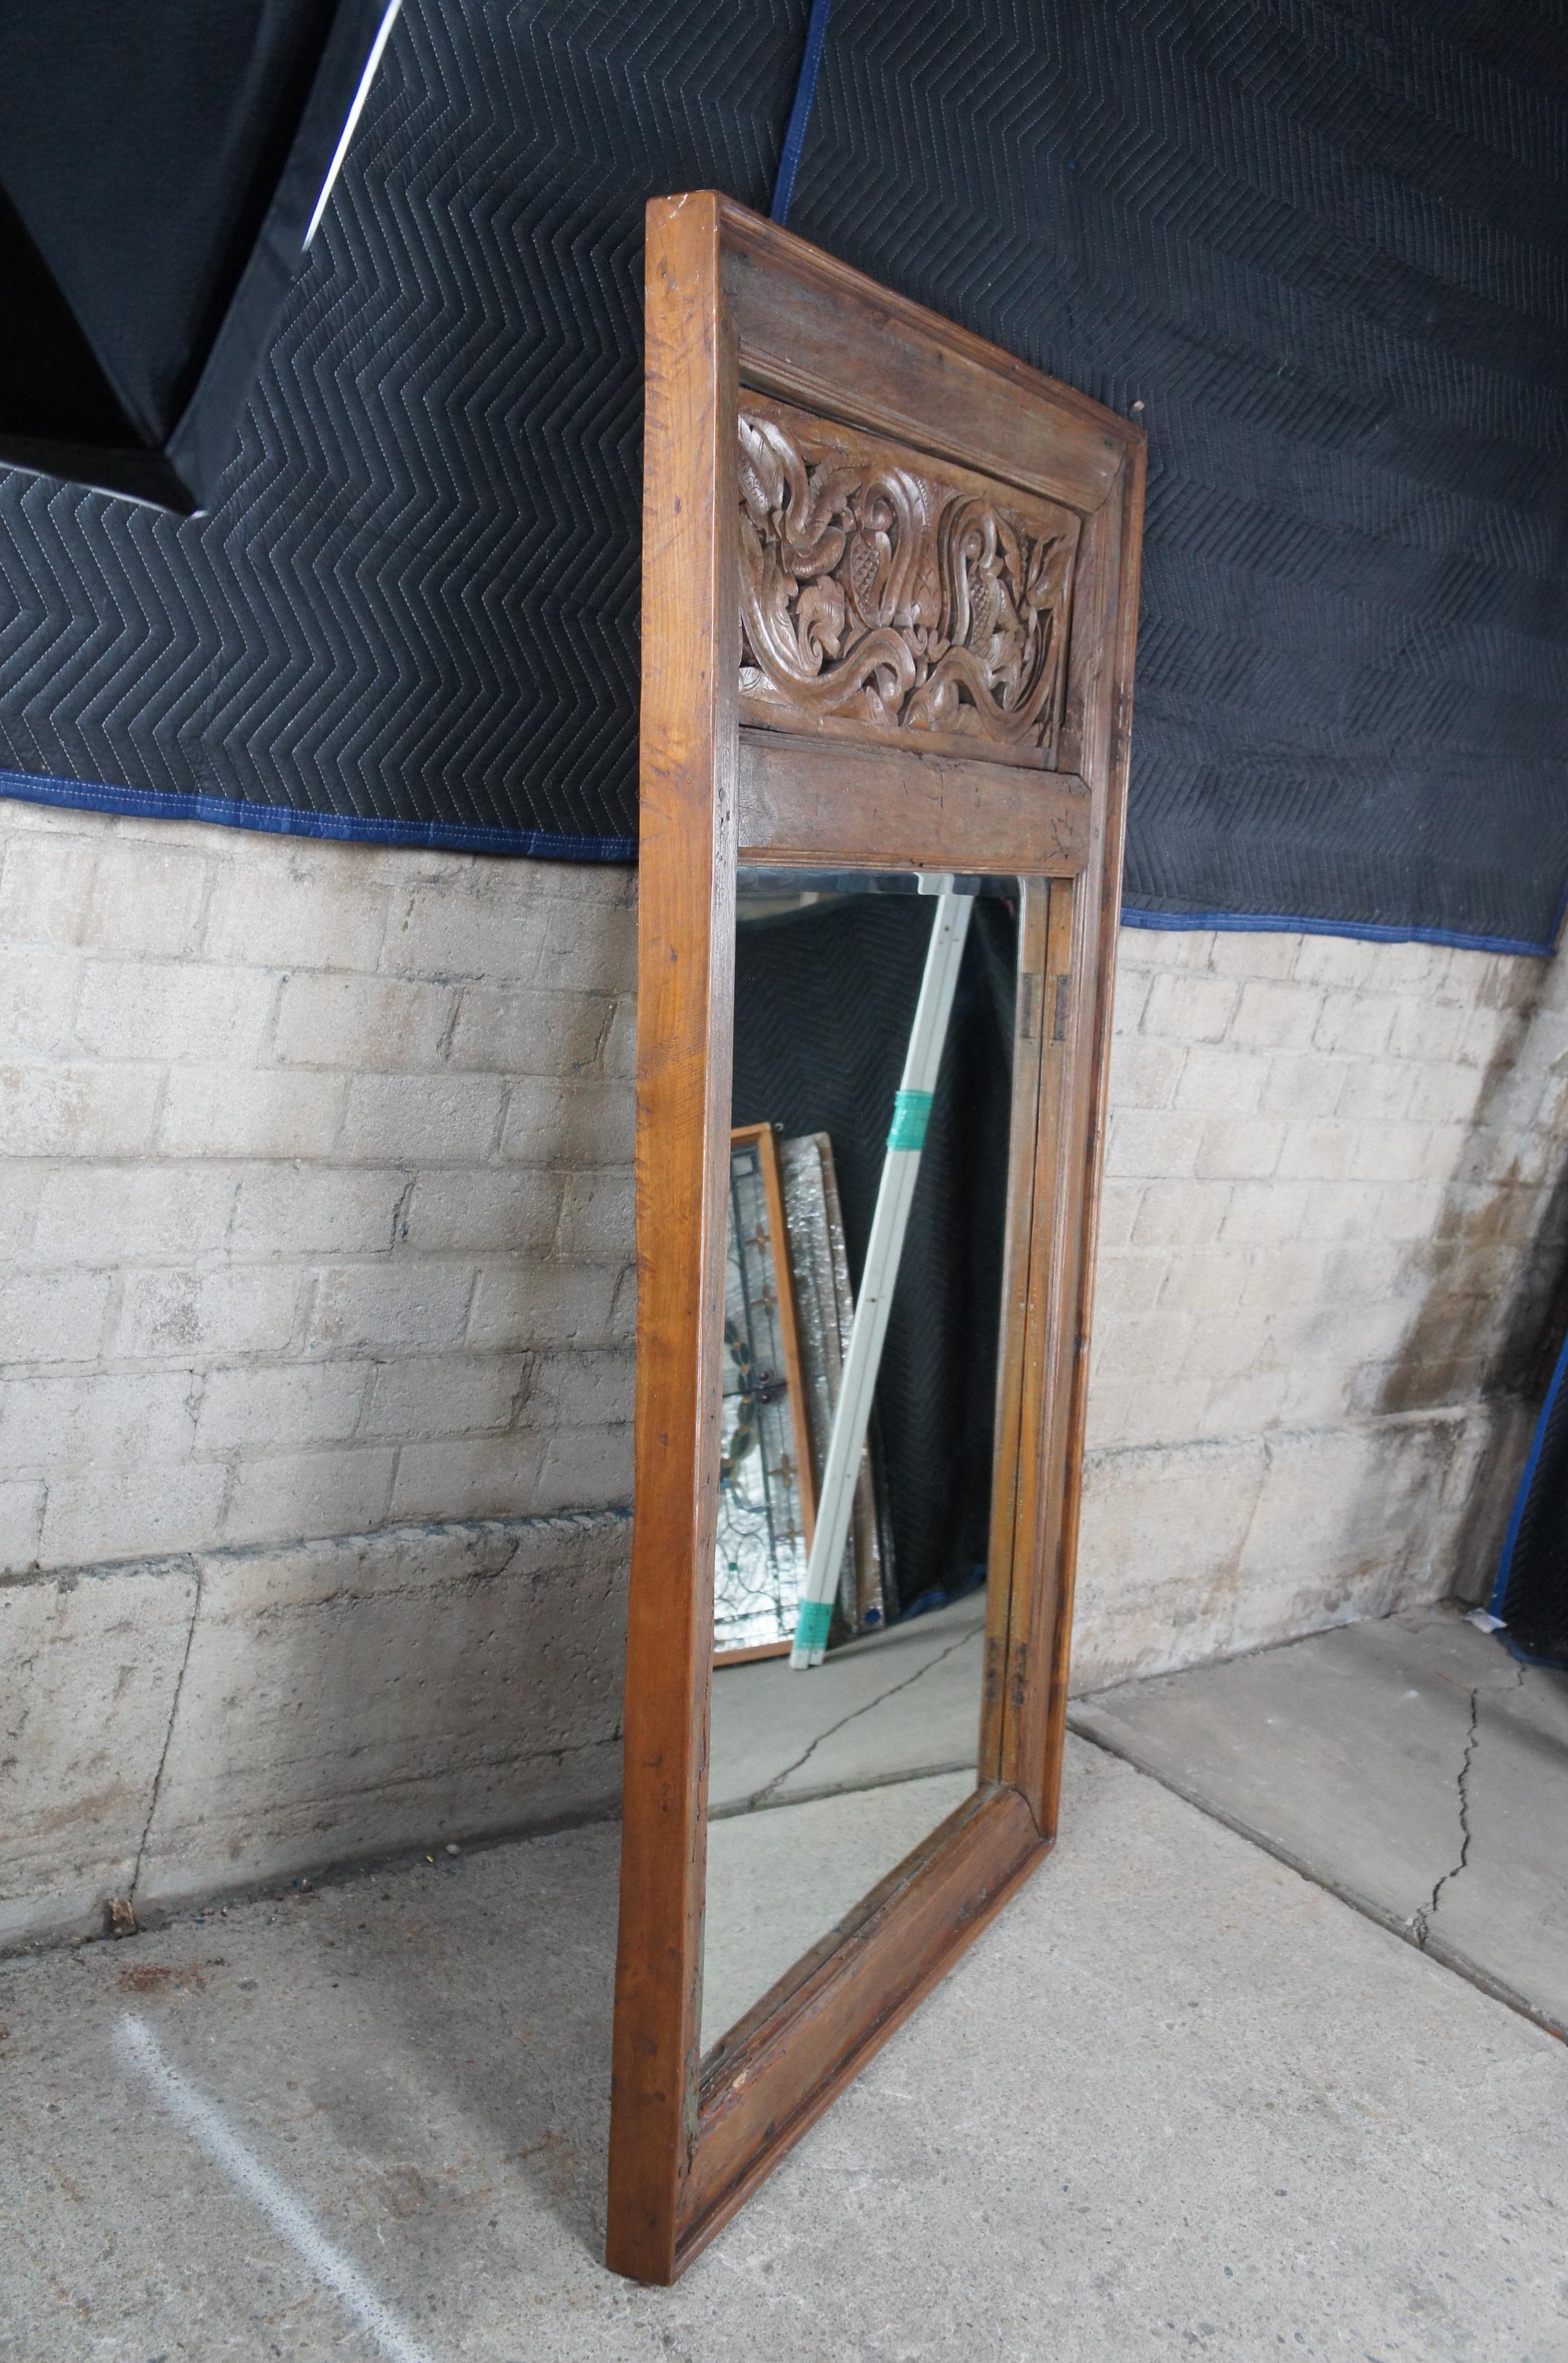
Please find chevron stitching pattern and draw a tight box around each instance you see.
[787,0,1568,943]
[0,0,806,855]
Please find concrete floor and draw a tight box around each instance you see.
[4,1627,1567,2360]
[1072,1604,1568,2040]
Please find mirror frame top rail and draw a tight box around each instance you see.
[607,192,1146,2286]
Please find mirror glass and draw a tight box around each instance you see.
[703,867,1021,2054]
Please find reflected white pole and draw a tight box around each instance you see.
[791,875,975,1668]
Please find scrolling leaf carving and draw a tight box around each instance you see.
[738,401,1079,765]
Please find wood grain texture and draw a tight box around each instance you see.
[719,201,1124,517]
[738,730,1090,874]
[606,190,738,2288]
[738,394,1080,767]
[608,192,1145,2286]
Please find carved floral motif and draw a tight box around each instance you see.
[738,403,1078,762]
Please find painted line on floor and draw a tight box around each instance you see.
[113,2014,440,2363]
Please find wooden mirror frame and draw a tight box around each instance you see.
[607,192,1146,2285]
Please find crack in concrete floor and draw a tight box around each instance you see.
[1409,1658,1526,1948]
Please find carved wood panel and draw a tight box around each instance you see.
[738,395,1081,770]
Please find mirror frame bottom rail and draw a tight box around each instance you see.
[685,1783,1044,2269]
[605,191,1145,2286]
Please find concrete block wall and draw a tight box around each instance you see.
[1074,924,1568,1685]
[1,799,635,1945]
[4,795,1565,1944]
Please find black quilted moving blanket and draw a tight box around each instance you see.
[1,0,1565,947]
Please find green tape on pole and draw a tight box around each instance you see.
[886,1087,933,1152]
[794,1599,832,1652]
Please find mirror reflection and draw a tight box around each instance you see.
[703,868,1020,2052]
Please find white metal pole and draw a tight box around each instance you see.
[791,876,974,1667]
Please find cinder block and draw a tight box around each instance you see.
[1277,1361,1357,1428]
[158,1066,346,1159]
[1,1269,112,1364]
[228,1165,407,1259]
[1,1371,196,1474]
[1087,1309,1194,1389]
[1107,1034,1185,1109]
[1334,1057,1416,1121]
[1130,1178,1234,1248]
[1208,930,1299,978]
[399,1168,562,1252]
[1195,1116,1285,1180]
[1371,940,1453,997]
[1171,1046,1270,1116]
[1108,970,1153,1036]
[74,960,275,1062]
[1259,1052,1345,1120]
[1349,1121,1433,1183]
[1220,1180,1310,1246]
[33,1164,238,1262]
[1072,1434,1266,1681]
[1081,1252,1162,1325]
[554,1168,634,1262]
[1140,971,1240,1044]
[1095,1180,1144,1255]
[37,1458,228,1568]
[447,984,612,1077]
[132,1511,629,1904]
[523,1346,636,1431]
[85,841,210,956]
[117,1266,303,1360]
[0,834,95,946]
[0,1559,198,1944]
[340,1073,505,1163]
[1115,925,1215,972]
[467,1259,625,1350]
[389,1434,547,1521]
[537,891,638,997]
[221,1446,398,1548]
[1181,1308,1276,1381]
[1156,1253,1247,1315]
[1275,1119,1357,1181]
[1314,991,1400,1058]
[1229,979,1322,1052]
[1236,1418,1463,1595]
[272,972,458,1070]
[600,996,638,1081]
[203,859,391,971]
[1237,1244,1331,1308]
[1404,1062,1483,1127]
[0,1060,162,1157]
[362,1352,528,1439]
[195,1362,369,1454]
[1295,1179,1387,1242]
[0,946,79,1054]
[1290,933,1375,989]
[305,1261,475,1355]
[501,1075,634,1168]
[383,879,553,983]
[1459,1005,1522,1070]
[1104,1107,1206,1180]
[1083,1369,1214,1452]
[1387,997,1466,1064]
[0,1478,45,1567]
[534,1421,634,1509]
[1197,1364,1291,1438]
[0,1162,45,1256]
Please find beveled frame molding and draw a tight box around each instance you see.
[607,193,1145,2285]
